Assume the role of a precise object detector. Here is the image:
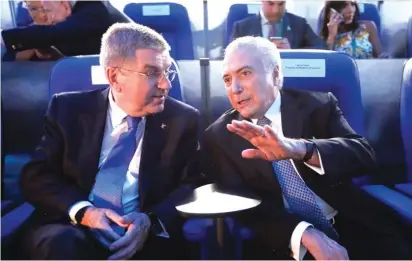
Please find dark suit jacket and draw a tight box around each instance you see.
[231,13,326,49]
[204,89,406,254]
[1,1,113,56]
[20,87,201,240]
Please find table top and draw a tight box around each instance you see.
[175,183,261,218]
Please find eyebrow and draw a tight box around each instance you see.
[143,64,172,71]
[222,66,253,79]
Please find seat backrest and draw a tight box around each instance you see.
[401,58,412,182]
[123,2,194,60]
[49,55,184,101]
[225,3,261,46]
[280,50,364,136]
[317,3,381,34]
[408,16,412,58]
[15,1,33,27]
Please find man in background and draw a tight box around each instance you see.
[231,1,325,49]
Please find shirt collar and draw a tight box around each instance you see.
[251,89,281,124]
[108,89,128,129]
[260,8,270,25]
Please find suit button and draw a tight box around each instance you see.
[12,44,16,50]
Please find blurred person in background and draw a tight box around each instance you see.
[2,0,114,60]
[320,1,389,59]
[231,1,326,50]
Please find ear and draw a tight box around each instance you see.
[61,1,72,16]
[273,65,280,86]
[106,66,122,93]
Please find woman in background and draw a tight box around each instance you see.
[320,1,389,59]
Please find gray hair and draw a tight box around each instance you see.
[224,36,284,88]
[99,23,171,68]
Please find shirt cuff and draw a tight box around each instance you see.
[304,149,325,175]
[290,221,313,261]
[68,201,93,224]
[156,218,170,238]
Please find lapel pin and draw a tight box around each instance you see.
[161,123,166,129]
[287,26,291,31]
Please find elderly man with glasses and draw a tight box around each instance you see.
[20,23,201,260]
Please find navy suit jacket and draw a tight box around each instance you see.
[1,1,114,56]
[204,89,406,254]
[20,88,201,240]
[231,13,326,49]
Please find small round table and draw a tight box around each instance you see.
[176,183,261,258]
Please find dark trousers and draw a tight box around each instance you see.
[243,214,412,260]
[22,222,189,260]
[334,214,412,260]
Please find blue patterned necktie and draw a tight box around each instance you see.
[92,116,141,235]
[257,116,338,240]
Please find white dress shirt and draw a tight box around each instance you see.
[260,9,275,39]
[69,91,168,237]
[251,90,337,261]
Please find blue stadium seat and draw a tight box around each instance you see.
[408,16,412,58]
[123,2,194,60]
[317,3,381,35]
[225,3,261,47]
[395,58,412,196]
[49,55,184,101]
[15,1,33,27]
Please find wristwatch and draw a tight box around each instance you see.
[145,212,163,234]
[302,140,316,162]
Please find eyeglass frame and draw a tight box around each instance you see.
[115,66,177,84]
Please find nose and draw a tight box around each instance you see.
[158,76,172,91]
[231,78,243,94]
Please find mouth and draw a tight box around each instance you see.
[152,95,166,102]
[237,98,250,108]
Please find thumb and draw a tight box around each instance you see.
[120,212,139,225]
[242,149,268,160]
[104,209,128,227]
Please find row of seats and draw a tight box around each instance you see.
[2,52,412,259]
[13,1,412,60]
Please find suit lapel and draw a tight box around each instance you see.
[78,88,109,192]
[255,14,264,37]
[138,106,168,211]
[280,90,304,139]
[282,13,295,48]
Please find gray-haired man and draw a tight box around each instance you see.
[21,23,201,260]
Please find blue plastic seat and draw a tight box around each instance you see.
[317,3,381,34]
[123,2,194,60]
[225,3,261,47]
[49,55,184,101]
[408,16,412,58]
[394,58,412,196]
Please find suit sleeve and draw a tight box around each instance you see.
[203,128,303,253]
[20,95,90,216]
[300,18,326,49]
[1,1,111,52]
[150,109,203,239]
[310,92,377,181]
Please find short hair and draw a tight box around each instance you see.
[99,23,171,68]
[224,36,284,88]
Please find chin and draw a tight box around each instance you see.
[149,104,165,114]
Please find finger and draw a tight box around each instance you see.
[238,121,267,137]
[109,232,133,252]
[241,149,268,160]
[105,210,128,227]
[263,125,280,141]
[227,124,254,141]
[108,243,136,260]
[120,212,138,225]
[100,223,122,242]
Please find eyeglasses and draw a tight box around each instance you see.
[117,67,177,83]
[27,7,52,15]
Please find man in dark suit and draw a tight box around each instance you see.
[231,1,325,50]
[1,1,114,58]
[20,23,200,260]
[204,36,412,260]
